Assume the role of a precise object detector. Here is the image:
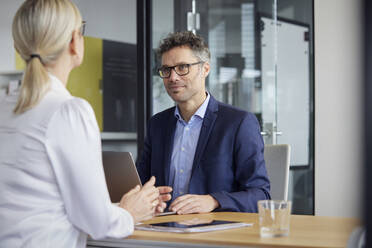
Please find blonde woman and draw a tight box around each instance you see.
[0,0,170,247]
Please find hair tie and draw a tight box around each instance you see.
[30,54,42,60]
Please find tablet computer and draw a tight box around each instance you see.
[135,219,252,233]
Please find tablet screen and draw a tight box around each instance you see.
[150,220,237,229]
[135,218,252,233]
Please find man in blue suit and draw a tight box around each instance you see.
[137,31,270,214]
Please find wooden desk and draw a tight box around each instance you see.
[87,212,360,248]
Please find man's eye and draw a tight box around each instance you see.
[177,64,188,71]
[162,67,171,73]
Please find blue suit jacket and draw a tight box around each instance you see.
[137,95,270,212]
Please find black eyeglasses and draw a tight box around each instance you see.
[80,21,86,36]
[158,61,204,78]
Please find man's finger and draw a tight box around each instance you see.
[178,203,200,214]
[169,194,193,209]
[170,196,195,212]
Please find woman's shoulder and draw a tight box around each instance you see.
[38,90,96,127]
[44,96,99,138]
[61,97,93,113]
[53,96,96,122]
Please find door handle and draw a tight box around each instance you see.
[261,131,282,136]
[262,123,282,144]
[261,131,269,136]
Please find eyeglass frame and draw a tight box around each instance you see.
[80,21,86,36]
[158,61,204,78]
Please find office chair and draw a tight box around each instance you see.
[347,226,366,248]
[264,144,291,201]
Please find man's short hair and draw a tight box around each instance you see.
[157,31,211,63]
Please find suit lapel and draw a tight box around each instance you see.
[190,96,219,178]
[163,109,177,186]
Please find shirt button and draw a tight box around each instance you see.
[181,147,185,151]
[180,191,184,194]
[180,169,184,173]
[185,127,190,131]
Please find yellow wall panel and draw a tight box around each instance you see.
[15,52,25,70]
[67,37,103,131]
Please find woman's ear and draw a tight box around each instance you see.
[69,30,79,56]
[69,30,84,67]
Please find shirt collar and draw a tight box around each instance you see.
[174,92,210,121]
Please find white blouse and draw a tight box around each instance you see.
[0,74,133,248]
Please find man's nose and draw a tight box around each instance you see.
[168,68,180,81]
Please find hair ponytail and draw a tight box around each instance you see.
[12,0,82,114]
[13,56,49,114]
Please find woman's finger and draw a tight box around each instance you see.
[142,176,156,189]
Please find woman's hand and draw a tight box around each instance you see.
[155,186,172,214]
[119,176,159,223]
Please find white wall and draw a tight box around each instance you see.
[0,1,23,71]
[74,0,136,44]
[315,0,363,218]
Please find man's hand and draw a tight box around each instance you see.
[169,194,219,215]
[155,186,172,214]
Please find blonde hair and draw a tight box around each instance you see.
[12,0,82,114]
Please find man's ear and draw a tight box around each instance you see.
[203,61,210,77]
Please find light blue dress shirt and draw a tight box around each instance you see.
[169,93,210,200]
